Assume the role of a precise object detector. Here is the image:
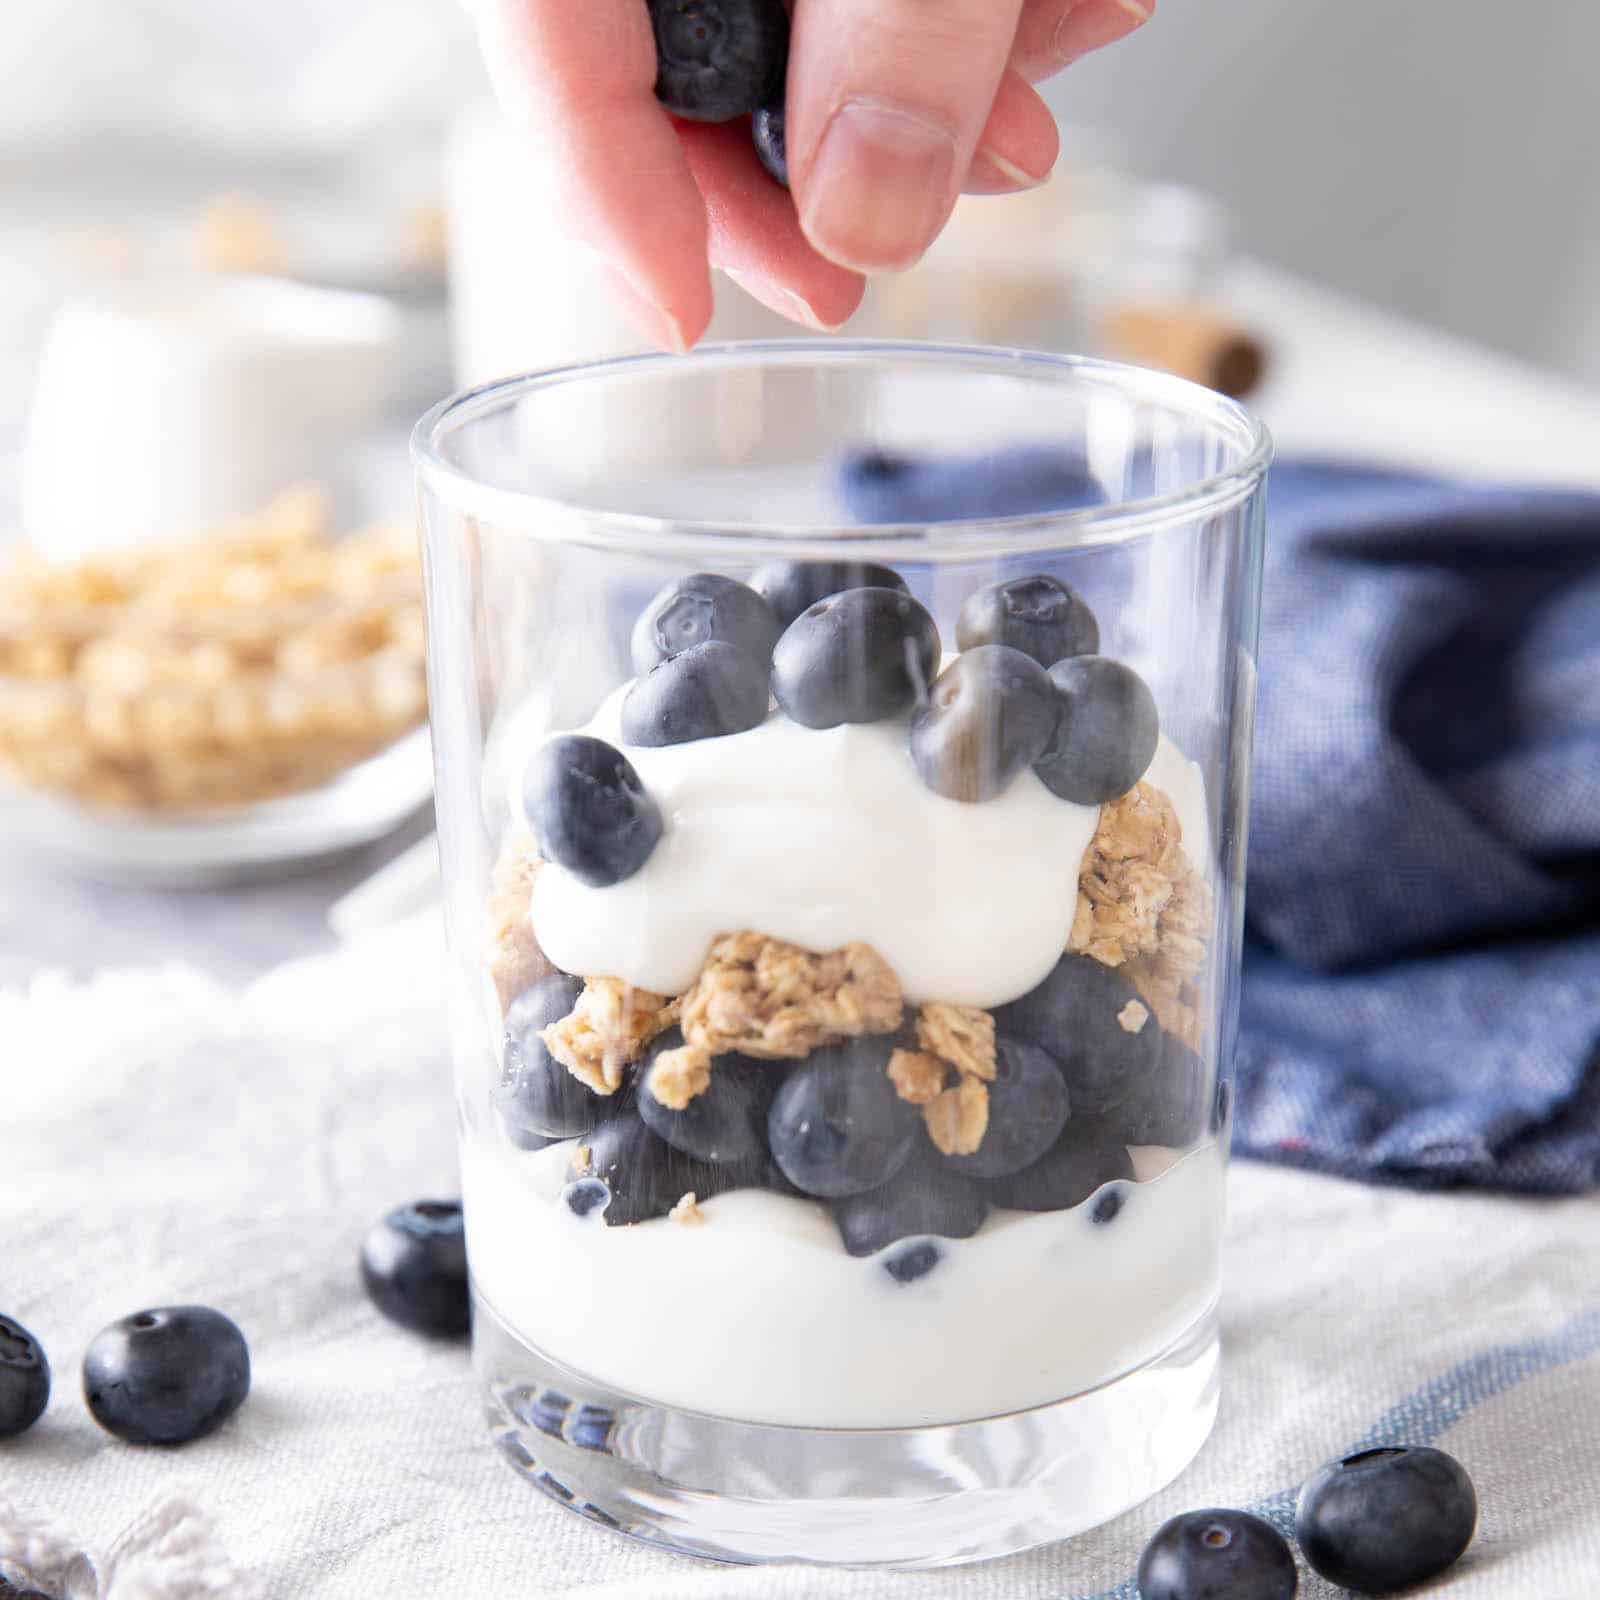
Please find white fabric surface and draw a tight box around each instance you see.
[6,917,1600,1598]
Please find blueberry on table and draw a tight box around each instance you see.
[993,955,1161,1115]
[768,1036,919,1197]
[770,587,941,729]
[838,446,1102,525]
[909,645,1060,802]
[1033,655,1160,805]
[833,1145,988,1256]
[360,1201,470,1340]
[1295,1445,1477,1593]
[956,573,1100,668]
[942,1037,1070,1178]
[748,559,908,631]
[0,1314,50,1439]
[621,639,770,748]
[630,572,780,675]
[982,1116,1134,1212]
[82,1306,251,1445]
[638,1029,777,1165]
[751,98,788,187]
[573,1106,756,1225]
[524,735,663,888]
[1137,1508,1299,1600]
[498,974,600,1139]
[649,0,789,123]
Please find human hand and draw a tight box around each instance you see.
[472,0,1153,348]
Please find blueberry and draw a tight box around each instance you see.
[833,1145,988,1256]
[767,1037,919,1197]
[1137,1508,1299,1600]
[620,639,769,747]
[360,1200,470,1339]
[1106,1035,1209,1148]
[0,1315,50,1439]
[524,735,663,888]
[909,645,1060,802]
[1295,1446,1477,1593]
[993,955,1162,1114]
[838,445,1102,525]
[1091,1183,1127,1225]
[1034,655,1160,805]
[562,1177,613,1219]
[498,974,600,1139]
[630,572,780,675]
[982,1116,1134,1212]
[770,587,941,729]
[751,97,788,186]
[748,559,908,630]
[569,1402,616,1452]
[648,0,788,122]
[82,1306,251,1445]
[573,1107,756,1225]
[504,1121,563,1152]
[882,1240,942,1285]
[638,1031,777,1165]
[956,573,1100,668]
[941,1036,1071,1177]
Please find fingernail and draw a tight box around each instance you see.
[723,269,845,332]
[1054,0,1152,66]
[800,100,958,272]
[965,147,1052,196]
[598,265,691,354]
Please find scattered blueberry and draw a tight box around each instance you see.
[1091,1183,1127,1225]
[1137,1508,1299,1600]
[833,1146,988,1256]
[767,1037,919,1198]
[630,572,780,674]
[982,1116,1135,1212]
[498,974,600,1139]
[647,0,788,123]
[748,559,908,630]
[1106,1035,1209,1149]
[562,1177,613,1220]
[1295,1446,1477,1593]
[882,1240,942,1285]
[838,445,1102,525]
[955,573,1100,668]
[909,645,1060,802]
[993,955,1161,1115]
[638,1029,777,1165]
[620,639,769,747]
[82,1306,251,1445]
[942,1037,1070,1178]
[770,587,940,729]
[524,735,663,888]
[751,97,788,186]
[0,1315,50,1439]
[1034,655,1160,805]
[360,1200,470,1339]
[573,1107,755,1224]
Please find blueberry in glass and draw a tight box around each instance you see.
[982,1117,1135,1213]
[638,1029,777,1165]
[832,1145,988,1256]
[748,559,907,630]
[1033,655,1160,805]
[956,573,1100,668]
[621,639,770,747]
[941,1038,1070,1178]
[523,735,663,887]
[498,974,603,1139]
[631,572,780,674]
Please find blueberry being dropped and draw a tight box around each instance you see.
[748,559,908,631]
[360,1200,470,1339]
[638,1028,776,1165]
[1137,1508,1299,1600]
[574,1107,755,1225]
[0,1314,50,1439]
[770,587,940,729]
[647,0,789,123]
[751,97,788,187]
[498,974,600,1139]
[833,1145,988,1256]
[621,639,769,747]
[768,1036,919,1197]
[983,1116,1134,1212]
[631,572,780,675]
[956,573,1100,668]
[82,1306,251,1445]
[910,645,1060,802]
[524,735,663,888]
[1295,1446,1477,1593]
[942,1037,1070,1178]
[1034,655,1160,805]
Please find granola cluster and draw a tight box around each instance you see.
[888,1002,997,1156]
[0,488,427,812]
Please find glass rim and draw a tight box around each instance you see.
[411,339,1272,562]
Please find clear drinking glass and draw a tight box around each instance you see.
[413,342,1269,1568]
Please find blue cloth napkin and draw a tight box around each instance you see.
[837,450,1600,1193]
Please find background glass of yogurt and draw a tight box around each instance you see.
[413,343,1269,1567]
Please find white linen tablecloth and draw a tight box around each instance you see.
[5,916,1599,1598]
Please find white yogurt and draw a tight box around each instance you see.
[466,1137,1225,1428]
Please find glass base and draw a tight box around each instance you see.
[474,1288,1220,1569]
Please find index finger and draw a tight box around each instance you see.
[475,0,716,349]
